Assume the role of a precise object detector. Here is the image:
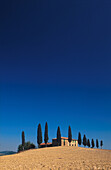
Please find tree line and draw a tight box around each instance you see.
[78,132,103,149]
[18,122,103,152]
[18,122,49,152]
[37,123,72,147]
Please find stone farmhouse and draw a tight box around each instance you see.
[39,137,78,148]
[52,137,78,147]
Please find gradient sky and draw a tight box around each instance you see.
[0,0,111,151]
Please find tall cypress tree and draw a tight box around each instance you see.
[22,131,25,150]
[96,139,99,148]
[83,134,87,147]
[68,126,72,146]
[44,122,48,145]
[37,123,42,147]
[87,139,90,148]
[91,139,95,148]
[100,140,103,149]
[57,126,61,146]
[78,132,82,146]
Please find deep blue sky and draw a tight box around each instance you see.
[0,0,111,151]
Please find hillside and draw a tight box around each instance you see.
[0,147,111,169]
[0,151,16,156]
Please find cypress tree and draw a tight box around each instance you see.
[44,122,48,145]
[68,126,72,146]
[37,123,42,147]
[96,139,99,148]
[87,139,90,148]
[91,139,95,148]
[100,140,103,149]
[57,126,61,146]
[83,134,87,147]
[22,131,25,150]
[78,132,82,146]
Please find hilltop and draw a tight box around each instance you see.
[0,147,111,169]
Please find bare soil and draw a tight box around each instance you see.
[0,146,111,170]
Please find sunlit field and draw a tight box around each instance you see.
[0,146,111,170]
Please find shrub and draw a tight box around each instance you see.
[30,143,36,149]
[24,141,31,150]
[18,144,23,152]
[18,142,35,152]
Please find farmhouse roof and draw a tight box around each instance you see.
[39,143,52,146]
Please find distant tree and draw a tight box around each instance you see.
[100,140,103,149]
[91,139,95,148]
[78,132,82,146]
[68,126,72,146]
[87,139,90,148]
[83,134,87,147]
[57,126,61,146]
[37,123,42,147]
[22,131,25,150]
[96,139,99,148]
[44,122,48,145]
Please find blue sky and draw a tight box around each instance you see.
[0,0,111,151]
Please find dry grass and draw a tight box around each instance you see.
[0,146,111,170]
